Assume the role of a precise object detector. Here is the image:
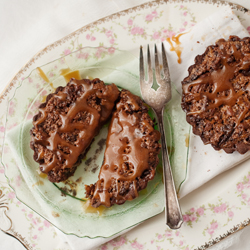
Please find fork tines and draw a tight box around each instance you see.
[140,43,170,83]
[140,43,171,109]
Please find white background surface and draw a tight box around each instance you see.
[1,0,250,249]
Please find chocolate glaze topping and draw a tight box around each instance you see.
[181,36,250,154]
[85,90,161,207]
[30,78,119,182]
[183,39,250,120]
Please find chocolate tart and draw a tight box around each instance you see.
[85,90,161,207]
[181,36,250,154]
[30,78,119,182]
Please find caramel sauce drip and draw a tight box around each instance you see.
[37,67,50,83]
[185,133,189,147]
[60,68,81,82]
[92,93,157,207]
[37,66,80,85]
[32,79,119,174]
[166,33,186,64]
[183,39,250,126]
[82,199,106,215]
[36,169,47,179]
[32,180,44,187]
[60,68,71,75]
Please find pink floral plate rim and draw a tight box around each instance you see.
[1,0,250,104]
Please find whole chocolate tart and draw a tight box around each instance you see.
[85,90,161,207]
[30,78,119,182]
[181,35,250,154]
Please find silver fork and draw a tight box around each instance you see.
[140,43,183,229]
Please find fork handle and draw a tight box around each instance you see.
[156,109,183,229]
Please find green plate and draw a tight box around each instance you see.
[2,47,189,238]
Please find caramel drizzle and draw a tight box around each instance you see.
[60,68,81,82]
[82,199,106,215]
[92,93,158,207]
[37,67,50,83]
[37,66,81,85]
[166,32,187,64]
[183,39,250,126]
[34,82,100,173]
[32,79,119,174]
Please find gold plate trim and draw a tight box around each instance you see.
[1,0,250,249]
[195,219,250,250]
[1,0,249,104]
[0,189,33,250]
[0,189,12,232]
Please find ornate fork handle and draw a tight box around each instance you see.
[140,43,183,228]
[155,109,183,229]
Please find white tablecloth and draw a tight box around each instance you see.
[1,0,250,249]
